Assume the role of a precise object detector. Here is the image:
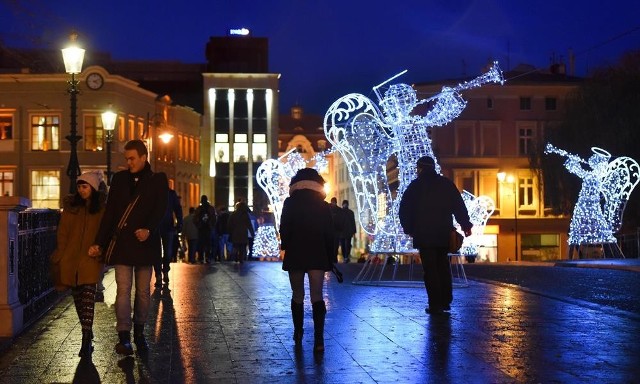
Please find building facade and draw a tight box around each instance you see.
[414,64,579,262]
[0,65,201,211]
[202,32,280,211]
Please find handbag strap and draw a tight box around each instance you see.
[117,195,140,230]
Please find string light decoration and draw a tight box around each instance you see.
[545,143,640,246]
[454,191,496,256]
[323,62,504,252]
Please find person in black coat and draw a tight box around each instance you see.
[399,156,472,315]
[280,168,335,353]
[227,200,254,263]
[155,188,183,287]
[91,139,168,355]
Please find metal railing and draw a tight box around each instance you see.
[17,209,60,326]
[618,229,640,259]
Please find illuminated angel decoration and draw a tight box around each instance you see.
[454,191,495,256]
[324,63,504,252]
[545,143,640,246]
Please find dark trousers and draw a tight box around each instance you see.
[187,239,198,263]
[339,236,352,261]
[156,230,175,281]
[419,246,452,310]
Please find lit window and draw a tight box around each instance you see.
[0,170,14,196]
[215,134,229,143]
[235,133,247,143]
[215,143,230,162]
[252,143,267,162]
[253,133,266,143]
[0,115,13,140]
[84,115,105,151]
[234,143,249,162]
[31,170,60,209]
[31,115,60,151]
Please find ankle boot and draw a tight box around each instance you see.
[115,331,134,355]
[291,299,304,346]
[133,323,149,352]
[79,330,93,357]
[312,301,326,353]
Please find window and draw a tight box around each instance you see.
[519,97,532,111]
[234,133,249,160]
[518,127,534,155]
[518,177,534,207]
[486,97,493,109]
[128,120,135,141]
[118,116,125,142]
[0,115,12,140]
[31,170,60,209]
[252,134,267,162]
[31,115,60,151]
[214,134,230,163]
[545,97,557,111]
[178,134,184,160]
[84,115,105,151]
[0,170,14,196]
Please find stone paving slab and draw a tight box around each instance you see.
[1,261,639,383]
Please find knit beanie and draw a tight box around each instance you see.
[77,171,103,191]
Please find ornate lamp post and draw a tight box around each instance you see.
[101,107,117,186]
[498,172,518,261]
[61,32,85,193]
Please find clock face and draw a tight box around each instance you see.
[86,73,104,90]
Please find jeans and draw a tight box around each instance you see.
[418,246,452,310]
[114,265,152,332]
[218,234,232,261]
[288,270,325,304]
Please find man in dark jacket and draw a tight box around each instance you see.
[340,200,357,263]
[399,156,472,315]
[91,139,168,355]
[155,188,183,287]
[194,195,217,263]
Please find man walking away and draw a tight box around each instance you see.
[399,156,472,315]
[340,200,357,263]
[182,207,199,263]
[155,188,182,288]
[194,195,217,263]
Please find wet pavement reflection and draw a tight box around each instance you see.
[1,261,639,383]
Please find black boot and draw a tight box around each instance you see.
[291,299,304,346]
[115,331,134,356]
[312,301,326,353]
[79,330,93,358]
[133,323,149,352]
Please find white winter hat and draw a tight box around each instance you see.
[77,171,103,191]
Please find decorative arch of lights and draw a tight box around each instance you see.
[254,149,330,258]
[323,62,504,252]
[545,143,640,246]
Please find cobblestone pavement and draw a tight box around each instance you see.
[0,260,638,383]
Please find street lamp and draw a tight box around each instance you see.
[101,107,117,186]
[61,32,85,194]
[497,172,518,261]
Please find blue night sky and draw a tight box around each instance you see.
[1,0,639,114]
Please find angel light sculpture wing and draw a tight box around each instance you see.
[454,191,496,256]
[601,155,640,234]
[324,63,504,252]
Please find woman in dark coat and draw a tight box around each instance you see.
[280,168,335,353]
[50,171,106,358]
